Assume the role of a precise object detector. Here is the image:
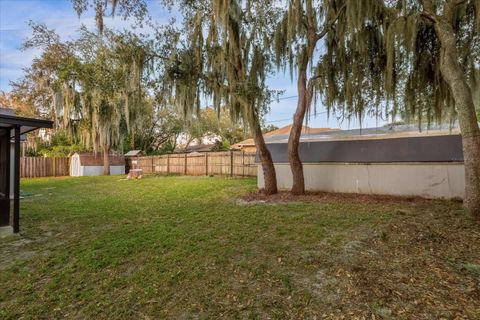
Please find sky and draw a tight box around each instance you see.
[0,0,386,129]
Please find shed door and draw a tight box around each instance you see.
[70,155,80,176]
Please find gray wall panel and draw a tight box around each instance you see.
[262,135,463,163]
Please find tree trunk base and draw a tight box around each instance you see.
[433,18,480,220]
[288,59,309,196]
[261,160,278,195]
[253,122,277,195]
[290,169,305,195]
[463,134,480,218]
[103,144,111,176]
[289,133,306,196]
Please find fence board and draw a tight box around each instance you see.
[20,157,70,178]
[127,151,257,177]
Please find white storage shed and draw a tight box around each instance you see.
[70,152,125,176]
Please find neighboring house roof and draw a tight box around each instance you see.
[72,152,125,166]
[234,123,461,148]
[174,144,217,153]
[124,150,143,157]
[265,123,461,144]
[231,124,339,149]
[231,139,255,149]
[0,107,14,116]
[264,124,339,136]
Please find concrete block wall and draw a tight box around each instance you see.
[257,162,465,199]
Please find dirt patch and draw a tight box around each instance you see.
[242,190,455,206]
[0,237,37,270]
[0,231,60,270]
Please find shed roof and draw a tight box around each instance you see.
[124,150,143,157]
[174,144,216,153]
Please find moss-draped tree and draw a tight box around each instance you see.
[18,24,151,174]
[164,0,280,194]
[274,0,346,195]
[70,0,479,211]
[72,0,280,193]
[422,0,480,216]
[71,0,148,34]
[316,0,480,216]
[75,29,150,174]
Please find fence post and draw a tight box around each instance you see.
[230,151,234,177]
[205,153,208,176]
[151,156,155,173]
[167,154,170,174]
[184,154,188,175]
[242,151,245,176]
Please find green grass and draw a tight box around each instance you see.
[0,175,478,319]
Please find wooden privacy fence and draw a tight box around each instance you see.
[127,151,257,177]
[20,157,70,178]
[19,152,257,178]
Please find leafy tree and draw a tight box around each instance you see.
[10,22,77,125]
[20,130,88,157]
[125,103,248,155]
[0,92,39,118]
[185,107,249,146]
[38,132,88,157]
[129,102,185,154]
[262,124,279,134]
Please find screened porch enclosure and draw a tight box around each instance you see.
[0,110,52,233]
[0,128,11,227]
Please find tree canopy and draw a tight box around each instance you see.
[314,0,479,126]
[11,23,154,172]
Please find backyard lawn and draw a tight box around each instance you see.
[0,175,479,319]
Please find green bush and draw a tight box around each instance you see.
[29,130,90,157]
[38,144,86,157]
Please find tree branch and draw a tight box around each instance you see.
[445,0,468,22]
[422,0,435,12]
[420,0,438,23]
[315,3,346,41]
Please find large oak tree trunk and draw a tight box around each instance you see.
[103,144,111,176]
[285,5,344,196]
[288,53,310,195]
[434,19,480,217]
[252,120,277,195]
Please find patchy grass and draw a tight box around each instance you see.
[0,175,479,319]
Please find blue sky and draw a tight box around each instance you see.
[0,0,384,129]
